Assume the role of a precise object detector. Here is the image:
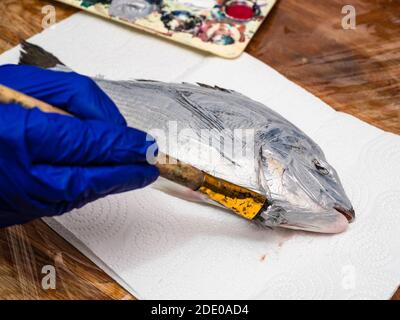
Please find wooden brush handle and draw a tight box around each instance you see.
[0,84,205,190]
[0,84,70,116]
[156,154,205,190]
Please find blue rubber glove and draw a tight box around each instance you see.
[0,64,159,228]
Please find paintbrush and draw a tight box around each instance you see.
[0,84,269,221]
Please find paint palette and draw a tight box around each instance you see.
[54,0,276,58]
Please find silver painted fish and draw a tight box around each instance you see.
[18,41,355,233]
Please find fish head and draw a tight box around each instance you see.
[257,126,354,233]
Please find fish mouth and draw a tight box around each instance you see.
[334,205,355,222]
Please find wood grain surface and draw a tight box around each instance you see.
[0,0,399,300]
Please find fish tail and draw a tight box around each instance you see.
[19,40,64,68]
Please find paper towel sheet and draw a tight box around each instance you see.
[1,13,399,300]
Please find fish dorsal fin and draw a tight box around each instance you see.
[19,40,65,69]
[196,82,233,93]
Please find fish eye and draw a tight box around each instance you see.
[312,159,329,175]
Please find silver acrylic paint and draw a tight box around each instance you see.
[109,0,158,21]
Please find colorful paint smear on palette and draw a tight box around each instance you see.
[54,0,276,58]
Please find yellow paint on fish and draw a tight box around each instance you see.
[199,173,267,220]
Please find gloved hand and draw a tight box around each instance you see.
[0,64,159,228]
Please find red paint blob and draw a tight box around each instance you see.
[225,2,254,20]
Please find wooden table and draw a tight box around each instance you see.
[0,0,399,299]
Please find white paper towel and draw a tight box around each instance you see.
[1,13,399,300]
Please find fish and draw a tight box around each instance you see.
[17,41,355,233]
